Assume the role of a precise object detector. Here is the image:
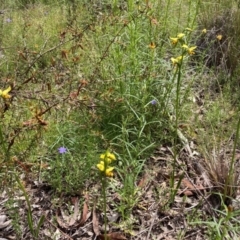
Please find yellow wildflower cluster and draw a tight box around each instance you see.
[170,33,185,45]
[170,31,197,67]
[97,150,116,177]
[0,86,11,99]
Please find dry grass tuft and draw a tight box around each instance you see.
[200,148,239,208]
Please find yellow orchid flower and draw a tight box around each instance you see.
[171,56,183,65]
[105,167,114,177]
[149,42,156,49]
[202,28,207,34]
[97,150,116,177]
[97,161,105,172]
[177,33,185,39]
[182,45,197,55]
[188,46,197,55]
[106,151,116,161]
[0,86,11,99]
[170,37,178,45]
[216,34,222,41]
[97,161,115,177]
[100,150,116,163]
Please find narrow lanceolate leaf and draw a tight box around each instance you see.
[78,194,89,226]
[36,215,45,235]
[92,203,100,236]
[69,197,79,226]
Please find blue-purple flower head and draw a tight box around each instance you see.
[58,147,67,154]
[150,99,157,105]
[5,18,12,23]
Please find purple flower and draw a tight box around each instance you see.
[5,18,12,23]
[58,147,67,154]
[150,99,157,105]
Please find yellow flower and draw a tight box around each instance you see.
[97,150,116,177]
[170,37,178,45]
[170,33,185,45]
[0,86,11,99]
[97,161,115,177]
[216,34,222,41]
[100,154,105,160]
[202,28,207,34]
[182,44,197,55]
[171,56,183,65]
[100,150,116,163]
[106,151,116,161]
[149,42,156,49]
[97,161,105,172]
[177,33,185,39]
[105,167,114,177]
[188,46,197,55]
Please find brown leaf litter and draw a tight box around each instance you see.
[1,143,240,239]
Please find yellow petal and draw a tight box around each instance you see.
[177,33,185,39]
[105,167,114,177]
[149,42,156,49]
[170,37,178,45]
[188,46,197,55]
[3,86,11,94]
[171,56,184,65]
[176,56,183,62]
[202,28,207,34]
[106,152,116,161]
[216,34,222,41]
[182,44,189,50]
[171,57,178,64]
[0,86,11,99]
[97,161,105,171]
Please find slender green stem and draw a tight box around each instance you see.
[101,175,107,240]
[170,59,183,204]
[163,0,171,30]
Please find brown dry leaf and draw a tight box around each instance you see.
[182,190,194,196]
[98,232,127,240]
[56,208,69,229]
[181,178,195,190]
[92,202,100,236]
[78,194,89,226]
[137,173,148,188]
[69,197,79,226]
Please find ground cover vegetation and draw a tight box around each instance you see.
[1,0,240,239]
